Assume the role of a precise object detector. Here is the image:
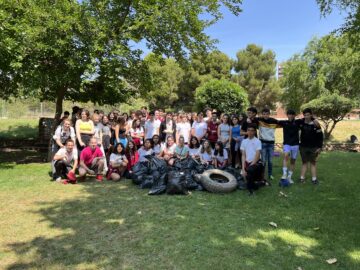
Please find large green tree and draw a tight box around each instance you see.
[281,34,360,113]
[233,44,281,109]
[195,79,249,114]
[144,54,184,109]
[0,0,243,121]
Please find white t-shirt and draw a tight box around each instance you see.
[53,126,76,142]
[189,147,201,157]
[130,127,144,140]
[176,122,191,143]
[240,137,262,163]
[163,143,177,155]
[192,121,207,138]
[199,148,214,162]
[138,147,154,162]
[55,147,78,164]
[93,122,103,144]
[153,143,164,155]
[144,120,161,139]
[214,149,228,163]
[109,153,127,165]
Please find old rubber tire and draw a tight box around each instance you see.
[199,169,237,193]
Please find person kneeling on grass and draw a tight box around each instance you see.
[52,139,78,184]
[240,125,266,194]
[78,137,105,182]
[107,143,128,181]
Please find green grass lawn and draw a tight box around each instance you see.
[0,119,38,140]
[0,152,359,269]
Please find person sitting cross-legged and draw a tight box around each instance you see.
[241,124,266,194]
[107,142,128,181]
[52,139,78,184]
[78,137,105,182]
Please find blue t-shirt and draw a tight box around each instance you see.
[231,125,241,138]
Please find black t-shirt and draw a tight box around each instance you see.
[278,119,300,146]
[241,118,259,138]
[298,119,323,148]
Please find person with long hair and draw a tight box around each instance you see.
[130,118,144,147]
[125,140,139,174]
[218,114,231,151]
[107,143,128,181]
[115,115,129,148]
[188,136,201,159]
[230,115,243,168]
[159,135,177,165]
[199,139,214,165]
[213,141,228,169]
[75,109,94,150]
[138,139,154,162]
[152,134,163,157]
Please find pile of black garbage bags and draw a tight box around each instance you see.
[129,155,246,195]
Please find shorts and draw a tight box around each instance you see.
[300,146,319,163]
[283,145,299,160]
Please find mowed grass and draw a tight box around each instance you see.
[0,119,38,140]
[0,152,359,269]
[275,120,360,143]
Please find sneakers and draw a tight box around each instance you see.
[312,179,319,185]
[288,178,294,184]
[269,175,274,181]
[96,174,103,182]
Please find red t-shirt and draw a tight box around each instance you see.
[80,146,103,166]
[207,121,219,142]
[126,151,139,170]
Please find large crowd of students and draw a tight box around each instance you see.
[52,105,323,193]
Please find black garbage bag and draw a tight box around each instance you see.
[148,171,167,195]
[140,175,154,189]
[146,155,168,174]
[184,169,200,190]
[166,171,188,195]
[131,162,150,185]
[224,167,246,190]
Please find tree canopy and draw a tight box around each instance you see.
[0,0,243,120]
[195,79,249,114]
[233,44,281,109]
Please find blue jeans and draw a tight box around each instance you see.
[261,142,274,178]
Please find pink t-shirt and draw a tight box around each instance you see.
[80,146,103,166]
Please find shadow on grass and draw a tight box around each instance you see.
[5,153,360,269]
[0,124,38,140]
[0,149,47,164]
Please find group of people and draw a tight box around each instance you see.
[52,105,323,193]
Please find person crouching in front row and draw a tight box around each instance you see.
[240,125,266,194]
[78,137,105,182]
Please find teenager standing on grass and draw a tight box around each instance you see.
[207,111,219,148]
[241,107,259,138]
[218,114,231,153]
[298,108,323,184]
[277,109,300,183]
[230,115,243,168]
[75,109,94,150]
[52,119,76,153]
[191,112,207,143]
[176,113,191,145]
[257,108,279,182]
[144,111,161,140]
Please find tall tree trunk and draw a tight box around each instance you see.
[54,88,66,124]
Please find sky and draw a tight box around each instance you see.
[205,0,346,62]
[133,0,346,63]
